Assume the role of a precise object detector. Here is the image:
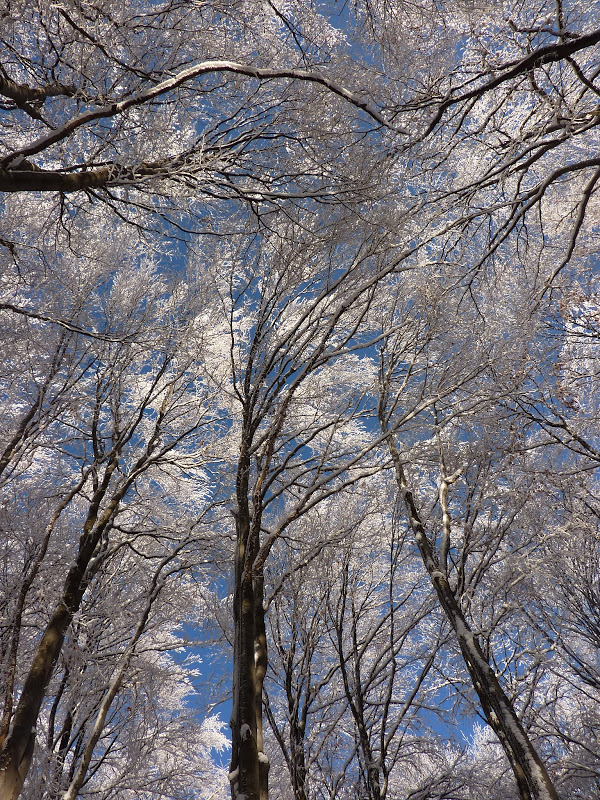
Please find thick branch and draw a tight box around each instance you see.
[0,72,76,104]
[421,29,600,137]
[0,71,75,123]
[0,60,404,184]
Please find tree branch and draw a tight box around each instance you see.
[0,60,405,191]
[421,29,600,137]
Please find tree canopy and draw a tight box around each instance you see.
[1,2,600,800]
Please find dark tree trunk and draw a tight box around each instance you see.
[230,438,263,800]
[0,459,121,799]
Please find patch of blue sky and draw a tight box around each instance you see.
[172,616,233,767]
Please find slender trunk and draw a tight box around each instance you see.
[0,333,71,486]
[0,460,118,800]
[289,712,308,800]
[0,394,43,482]
[265,651,307,800]
[384,432,559,800]
[62,572,164,800]
[336,570,382,800]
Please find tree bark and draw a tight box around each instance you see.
[230,440,261,800]
[0,167,114,193]
[0,459,119,799]
[254,574,269,800]
[0,586,83,798]
[384,432,559,800]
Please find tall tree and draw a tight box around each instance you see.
[3,3,600,800]
[0,213,228,798]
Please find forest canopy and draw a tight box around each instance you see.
[1,2,600,800]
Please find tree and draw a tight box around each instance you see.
[259,486,471,800]
[375,261,564,799]
[3,3,600,800]
[199,219,396,800]
[0,208,228,798]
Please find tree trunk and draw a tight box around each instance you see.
[230,440,262,800]
[253,573,269,800]
[0,461,119,799]
[0,584,82,799]
[289,716,308,800]
[230,533,260,800]
[385,433,559,800]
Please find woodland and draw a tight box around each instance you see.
[1,2,600,799]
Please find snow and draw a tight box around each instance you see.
[240,723,251,740]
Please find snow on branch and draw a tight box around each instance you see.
[0,60,405,178]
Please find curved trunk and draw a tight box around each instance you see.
[0,585,81,799]
[0,460,120,799]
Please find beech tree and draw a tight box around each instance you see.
[196,220,399,800]
[0,206,229,799]
[261,492,464,800]
[2,2,600,800]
